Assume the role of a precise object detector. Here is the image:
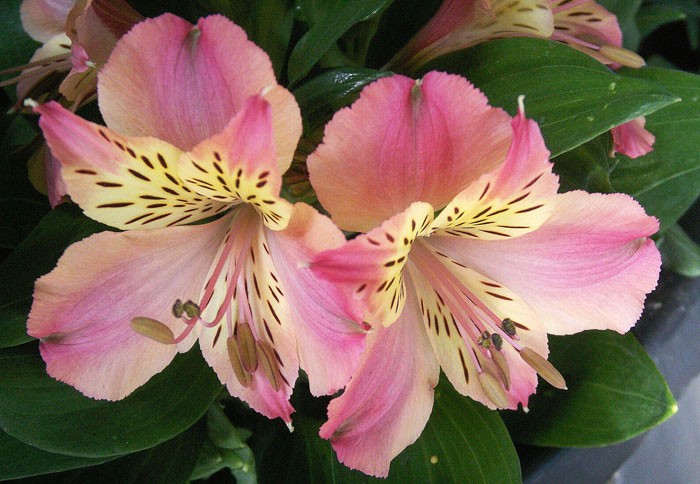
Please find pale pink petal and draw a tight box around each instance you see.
[98,14,278,151]
[320,285,439,478]
[27,216,230,400]
[194,207,298,422]
[179,94,293,231]
[16,33,72,102]
[45,149,67,207]
[33,101,229,229]
[429,191,661,335]
[308,71,511,232]
[611,117,655,159]
[431,100,559,240]
[20,0,74,42]
[312,202,434,326]
[266,203,367,396]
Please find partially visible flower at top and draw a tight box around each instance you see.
[1,0,142,108]
[386,0,654,160]
[27,14,366,423]
[307,72,661,477]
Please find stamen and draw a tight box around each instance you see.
[598,44,645,68]
[130,317,175,344]
[172,299,184,318]
[478,371,510,408]
[227,337,253,387]
[520,347,567,389]
[235,323,259,372]
[257,341,281,391]
[182,300,201,318]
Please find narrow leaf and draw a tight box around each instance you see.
[658,224,700,277]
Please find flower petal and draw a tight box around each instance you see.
[98,14,278,150]
[308,72,512,232]
[266,203,367,396]
[17,33,72,102]
[431,100,559,240]
[312,202,434,326]
[179,94,293,231]
[319,287,439,478]
[430,191,661,335]
[611,117,655,159]
[34,101,229,230]
[197,208,297,421]
[27,217,229,400]
[20,0,73,42]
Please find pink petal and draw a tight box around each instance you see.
[17,33,72,102]
[34,101,229,230]
[429,191,661,335]
[27,217,230,400]
[308,71,512,232]
[98,14,278,151]
[20,0,74,42]
[320,287,439,478]
[611,117,655,159]
[431,100,559,240]
[266,203,367,396]
[312,202,435,326]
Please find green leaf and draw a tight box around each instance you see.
[502,331,677,447]
[246,0,296,79]
[0,204,108,348]
[0,342,222,458]
[422,37,678,157]
[552,134,615,194]
[0,0,40,72]
[254,379,520,483]
[658,224,700,277]
[0,430,111,481]
[287,0,393,85]
[610,67,700,230]
[293,67,393,132]
[190,404,257,483]
[9,420,206,484]
[636,5,687,39]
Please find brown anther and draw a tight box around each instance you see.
[599,44,645,69]
[491,333,503,351]
[478,371,510,408]
[130,317,175,345]
[501,318,517,337]
[257,341,281,392]
[520,347,567,390]
[182,300,200,318]
[478,330,492,349]
[235,323,258,373]
[172,299,184,318]
[226,337,252,388]
[490,348,511,390]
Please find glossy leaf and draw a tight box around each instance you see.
[610,67,700,231]
[422,37,677,157]
[287,0,393,85]
[9,420,206,484]
[0,204,108,348]
[254,379,520,483]
[0,342,222,457]
[0,0,40,73]
[553,134,615,194]
[502,331,677,447]
[636,5,688,39]
[0,430,111,481]
[293,67,393,132]
[658,224,700,277]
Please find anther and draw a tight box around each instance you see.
[182,300,201,318]
[478,371,510,408]
[501,318,517,337]
[490,348,511,390]
[172,299,184,318]
[235,323,258,372]
[130,317,175,344]
[520,347,567,390]
[599,44,645,68]
[478,331,492,349]
[226,337,253,388]
[491,333,503,351]
[257,341,281,391]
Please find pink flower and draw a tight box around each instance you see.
[307,72,661,476]
[27,14,366,423]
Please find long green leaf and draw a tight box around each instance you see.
[610,67,700,230]
[0,342,222,458]
[422,37,678,157]
[502,331,677,447]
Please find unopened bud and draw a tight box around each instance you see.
[520,347,567,390]
[491,349,511,390]
[130,317,175,345]
[478,371,510,408]
[227,337,252,388]
[235,323,258,372]
[257,341,281,392]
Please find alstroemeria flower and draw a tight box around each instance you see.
[307,72,661,477]
[27,14,366,422]
[387,0,654,161]
[4,0,142,106]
